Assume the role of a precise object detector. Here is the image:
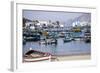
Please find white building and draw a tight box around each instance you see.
[30,26,35,30]
[39,20,48,27]
[72,21,90,27]
[59,24,64,28]
[80,21,90,26]
[25,20,64,29]
[25,22,34,27]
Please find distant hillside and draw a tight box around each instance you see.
[66,13,91,26]
[73,13,91,23]
[77,13,91,22]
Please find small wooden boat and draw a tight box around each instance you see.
[23,49,54,62]
[24,56,52,62]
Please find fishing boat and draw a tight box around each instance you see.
[84,28,91,43]
[84,37,91,43]
[84,33,91,43]
[58,32,65,38]
[63,32,72,42]
[50,39,57,44]
[25,34,40,41]
[39,38,57,45]
[63,37,72,42]
[39,40,46,44]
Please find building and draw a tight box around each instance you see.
[25,20,65,30]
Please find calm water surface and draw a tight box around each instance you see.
[23,38,91,56]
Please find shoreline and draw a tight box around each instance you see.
[53,54,91,61]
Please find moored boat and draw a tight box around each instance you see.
[84,28,91,43]
[63,32,72,42]
[39,38,57,45]
[63,37,72,42]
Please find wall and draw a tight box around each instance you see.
[0,0,100,73]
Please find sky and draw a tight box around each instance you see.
[23,10,91,26]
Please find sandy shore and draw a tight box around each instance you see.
[23,54,91,62]
[52,54,91,61]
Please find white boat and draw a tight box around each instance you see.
[39,39,57,45]
[63,37,72,42]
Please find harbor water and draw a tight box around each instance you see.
[23,38,91,56]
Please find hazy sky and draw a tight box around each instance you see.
[23,10,90,26]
